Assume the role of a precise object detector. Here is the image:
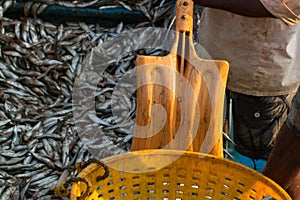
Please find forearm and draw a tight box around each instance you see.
[194,0,275,18]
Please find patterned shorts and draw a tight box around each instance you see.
[229,90,296,160]
[287,87,300,135]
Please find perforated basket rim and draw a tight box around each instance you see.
[70,149,291,200]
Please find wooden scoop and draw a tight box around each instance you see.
[131,0,229,157]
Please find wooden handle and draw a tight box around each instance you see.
[176,0,194,33]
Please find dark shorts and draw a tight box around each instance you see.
[229,91,295,160]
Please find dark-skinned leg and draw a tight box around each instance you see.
[262,124,300,199]
[286,172,300,199]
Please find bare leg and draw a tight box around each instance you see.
[262,124,300,199]
[286,172,300,200]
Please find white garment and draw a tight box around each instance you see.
[198,0,300,96]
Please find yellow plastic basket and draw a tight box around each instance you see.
[70,149,291,200]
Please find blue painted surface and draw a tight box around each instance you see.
[229,150,267,173]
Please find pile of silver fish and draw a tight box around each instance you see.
[0,0,176,199]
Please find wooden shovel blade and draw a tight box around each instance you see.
[131,0,229,157]
[131,53,179,151]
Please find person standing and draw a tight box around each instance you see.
[192,0,300,198]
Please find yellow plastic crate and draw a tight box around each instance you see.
[70,149,291,200]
